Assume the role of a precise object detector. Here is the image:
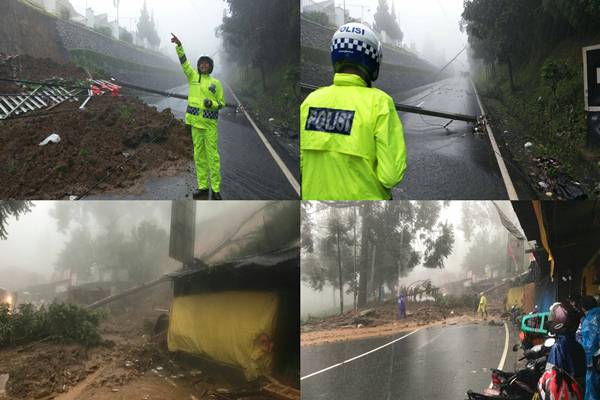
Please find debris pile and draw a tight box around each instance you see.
[302,298,477,333]
[0,54,192,199]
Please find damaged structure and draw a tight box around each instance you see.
[508,201,600,311]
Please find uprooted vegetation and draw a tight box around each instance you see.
[0,302,104,347]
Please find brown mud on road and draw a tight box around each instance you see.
[0,55,193,199]
[301,299,506,347]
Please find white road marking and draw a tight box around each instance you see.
[300,328,423,381]
[470,78,519,200]
[416,101,425,108]
[223,82,300,196]
[489,322,510,388]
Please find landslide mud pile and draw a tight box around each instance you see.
[0,55,192,199]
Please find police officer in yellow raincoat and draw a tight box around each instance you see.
[478,293,488,320]
[300,23,407,200]
[171,33,225,200]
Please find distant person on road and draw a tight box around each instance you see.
[478,293,488,320]
[577,296,600,400]
[171,33,225,200]
[300,22,407,200]
[398,294,406,320]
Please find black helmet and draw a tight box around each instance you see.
[197,55,214,74]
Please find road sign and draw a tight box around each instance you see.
[583,45,600,146]
[584,44,600,111]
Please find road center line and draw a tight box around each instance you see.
[223,81,301,196]
[300,328,423,381]
[489,321,510,388]
[469,78,519,200]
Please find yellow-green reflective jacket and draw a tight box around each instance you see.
[176,45,225,129]
[300,73,407,200]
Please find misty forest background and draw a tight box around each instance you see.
[219,0,300,134]
[302,202,514,317]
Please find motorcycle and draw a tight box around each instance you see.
[466,337,555,400]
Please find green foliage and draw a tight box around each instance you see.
[219,0,299,90]
[0,303,104,347]
[541,59,574,96]
[373,0,403,42]
[422,223,455,269]
[541,0,600,32]
[93,25,113,37]
[58,6,71,20]
[477,45,589,177]
[136,0,160,48]
[119,30,133,44]
[303,10,331,26]
[0,201,33,240]
[462,230,507,277]
[54,215,168,284]
[117,104,132,120]
[434,293,478,310]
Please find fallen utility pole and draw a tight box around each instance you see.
[111,78,239,109]
[299,82,478,124]
[86,275,171,309]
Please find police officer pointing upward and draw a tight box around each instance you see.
[300,23,407,200]
[171,33,225,200]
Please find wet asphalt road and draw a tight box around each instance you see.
[389,76,518,200]
[90,83,299,200]
[301,323,518,400]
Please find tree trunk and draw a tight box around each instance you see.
[259,60,267,91]
[358,207,370,307]
[369,243,377,302]
[336,231,343,315]
[397,227,404,297]
[507,55,515,93]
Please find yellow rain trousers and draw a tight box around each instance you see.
[176,45,225,191]
[300,73,407,200]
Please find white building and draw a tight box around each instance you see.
[302,0,345,26]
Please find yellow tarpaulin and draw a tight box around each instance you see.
[168,291,279,381]
[506,286,525,311]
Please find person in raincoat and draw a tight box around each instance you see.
[171,33,225,200]
[478,293,488,320]
[398,294,406,320]
[300,22,407,200]
[578,296,600,400]
[545,302,587,395]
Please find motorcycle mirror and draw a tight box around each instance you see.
[544,338,556,348]
[512,344,520,352]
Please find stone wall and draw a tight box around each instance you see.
[0,0,69,63]
[301,17,436,72]
[1,0,182,89]
[56,19,178,72]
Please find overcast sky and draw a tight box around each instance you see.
[337,0,468,67]
[69,0,228,66]
[0,201,275,289]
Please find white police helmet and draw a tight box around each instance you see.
[331,22,383,82]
